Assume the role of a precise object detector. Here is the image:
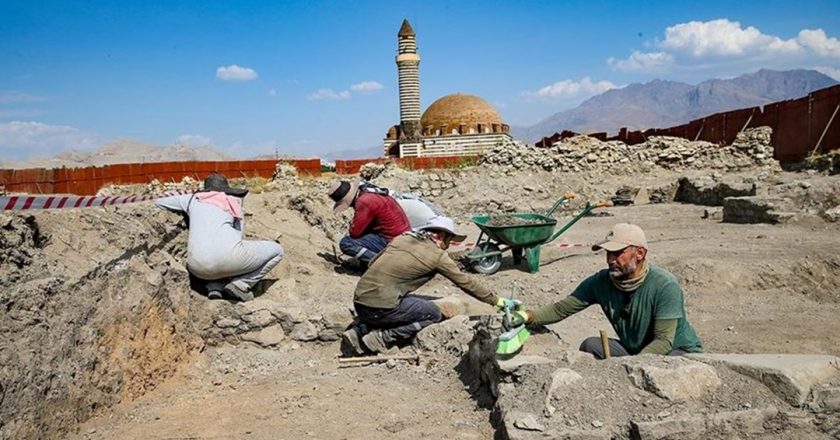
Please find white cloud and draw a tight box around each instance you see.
[607,51,674,72]
[215,64,258,81]
[0,91,47,104]
[306,88,351,101]
[350,81,384,93]
[267,88,278,97]
[609,19,840,73]
[522,77,619,102]
[0,121,99,157]
[176,134,212,147]
[798,29,840,58]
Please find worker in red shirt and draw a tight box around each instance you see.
[328,180,411,269]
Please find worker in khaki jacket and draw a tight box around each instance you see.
[341,216,514,355]
[508,223,703,359]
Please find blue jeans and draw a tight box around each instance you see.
[354,296,442,344]
[339,233,388,263]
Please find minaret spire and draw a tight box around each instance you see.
[396,19,421,142]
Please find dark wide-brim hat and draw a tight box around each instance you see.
[328,179,360,213]
[202,173,249,198]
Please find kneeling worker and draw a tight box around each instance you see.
[342,216,512,354]
[510,223,703,358]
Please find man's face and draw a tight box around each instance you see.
[435,232,453,250]
[606,246,644,279]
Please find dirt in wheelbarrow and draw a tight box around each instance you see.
[485,214,550,227]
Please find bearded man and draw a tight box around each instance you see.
[510,223,703,358]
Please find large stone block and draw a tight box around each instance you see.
[722,196,795,224]
[623,356,721,401]
[414,315,475,354]
[688,353,840,406]
[241,325,286,347]
[544,368,584,416]
[630,415,706,440]
[675,177,756,206]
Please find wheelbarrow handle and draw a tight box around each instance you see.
[543,191,577,217]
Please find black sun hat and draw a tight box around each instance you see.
[202,173,249,198]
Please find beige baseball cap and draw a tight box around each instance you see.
[592,223,648,251]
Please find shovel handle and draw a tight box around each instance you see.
[600,330,611,359]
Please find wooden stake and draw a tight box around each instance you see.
[338,354,419,364]
[600,330,611,359]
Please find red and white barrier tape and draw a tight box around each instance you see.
[1,190,191,211]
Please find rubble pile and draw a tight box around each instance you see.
[480,127,779,174]
[270,162,300,184]
[97,176,201,196]
[466,326,840,440]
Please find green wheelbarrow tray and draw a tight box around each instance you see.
[465,200,599,275]
[471,213,557,247]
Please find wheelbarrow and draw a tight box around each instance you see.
[465,193,602,275]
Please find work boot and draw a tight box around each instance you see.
[207,290,223,300]
[341,326,365,356]
[223,281,254,302]
[361,329,389,354]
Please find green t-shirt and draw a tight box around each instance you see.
[570,265,703,354]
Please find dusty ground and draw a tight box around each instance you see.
[3,161,840,439]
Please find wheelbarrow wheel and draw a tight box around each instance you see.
[471,243,502,275]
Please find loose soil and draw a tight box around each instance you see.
[3,165,840,439]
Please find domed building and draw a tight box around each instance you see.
[384,20,511,158]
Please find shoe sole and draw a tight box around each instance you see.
[341,329,365,356]
[223,284,254,302]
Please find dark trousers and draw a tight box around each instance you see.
[579,337,689,360]
[354,296,442,344]
[339,233,388,264]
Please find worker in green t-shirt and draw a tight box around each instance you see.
[510,223,703,359]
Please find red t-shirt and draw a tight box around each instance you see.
[349,192,411,241]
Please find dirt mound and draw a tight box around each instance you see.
[0,207,205,439]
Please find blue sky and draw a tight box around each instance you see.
[1,0,839,160]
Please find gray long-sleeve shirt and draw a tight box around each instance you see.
[155,193,247,279]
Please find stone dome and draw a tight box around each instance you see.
[420,94,506,136]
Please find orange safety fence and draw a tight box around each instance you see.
[536,84,840,163]
[1,159,321,195]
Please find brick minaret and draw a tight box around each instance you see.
[396,19,421,142]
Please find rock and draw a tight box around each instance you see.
[512,412,545,432]
[675,177,756,206]
[289,321,320,342]
[811,386,840,412]
[702,207,722,220]
[544,368,584,416]
[591,420,604,428]
[241,325,286,347]
[688,353,840,406]
[322,308,353,331]
[241,309,274,328]
[623,356,722,401]
[822,205,840,222]
[497,355,554,374]
[630,415,706,440]
[414,316,474,354]
[707,407,778,435]
[215,318,241,329]
[722,196,791,224]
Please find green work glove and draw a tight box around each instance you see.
[509,310,530,327]
[495,297,523,312]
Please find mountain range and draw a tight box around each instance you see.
[512,69,838,142]
[0,140,231,169]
